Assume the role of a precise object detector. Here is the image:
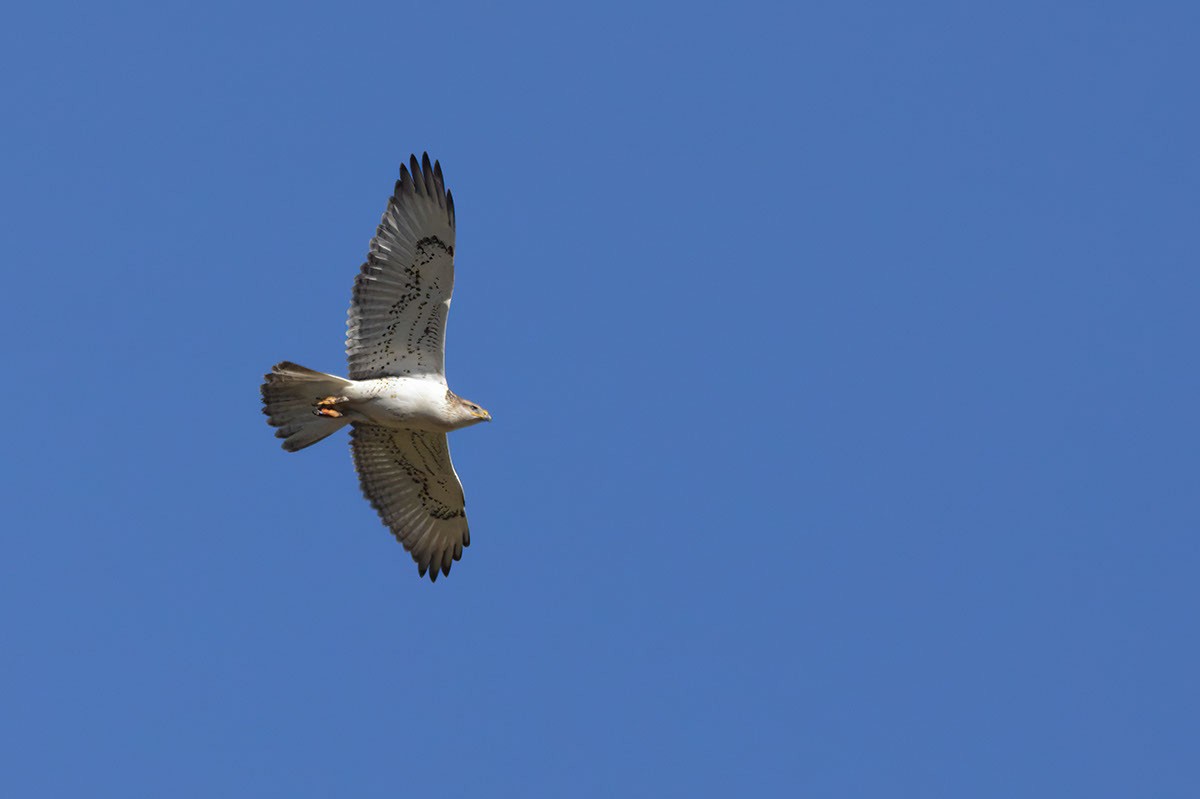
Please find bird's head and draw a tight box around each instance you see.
[451,394,492,427]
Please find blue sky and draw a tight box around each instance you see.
[2,1,1197,795]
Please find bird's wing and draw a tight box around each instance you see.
[346,153,456,382]
[350,423,470,581]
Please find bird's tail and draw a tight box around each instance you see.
[261,361,354,451]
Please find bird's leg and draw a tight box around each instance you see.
[313,396,349,418]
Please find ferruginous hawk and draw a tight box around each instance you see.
[261,154,490,582]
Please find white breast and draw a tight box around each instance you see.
[347,377,455,432]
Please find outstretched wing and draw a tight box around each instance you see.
[349,424,470,582]
[346,153,456,381]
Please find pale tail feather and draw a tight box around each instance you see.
[261,361,353,451]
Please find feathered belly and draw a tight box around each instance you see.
[346,379,457,432]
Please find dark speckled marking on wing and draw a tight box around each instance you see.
[346,153,457,381]
[349,423,470,582]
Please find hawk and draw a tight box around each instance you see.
[261,154,490,582]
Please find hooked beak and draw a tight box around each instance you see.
[473,409,492,422]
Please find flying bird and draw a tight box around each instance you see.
[261,154,490,582]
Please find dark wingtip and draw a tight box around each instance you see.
[409,154,422,194]
[420,153,435,196]
[431,159,446,209]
